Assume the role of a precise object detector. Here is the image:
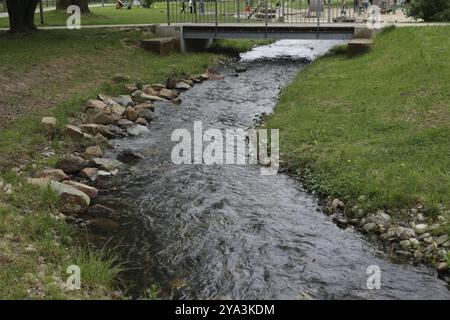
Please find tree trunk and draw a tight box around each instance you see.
[6,0,39,33]
[56,0,91,14]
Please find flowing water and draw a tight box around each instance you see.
[93,40,450,299]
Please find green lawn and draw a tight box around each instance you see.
[0,28,262,298]
[266,26,450,219]
[0,5,167,28]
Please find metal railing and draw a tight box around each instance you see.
[166,0,373,25]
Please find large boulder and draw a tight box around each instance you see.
[137,109,153,122]
[91,158,123,171]
[127,124,150,136]
[50,181,90,214]
[56,156,86,174]
[63,180,98,199]
[158,88,178,100]
[34,169,69,182]
[65,125,88,141]
[81,145,103,160]
[125,106,139,122]
[86,99,108,111]
[117,149,144,163]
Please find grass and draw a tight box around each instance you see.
[0,27,258,299]
[0,5,167,28]
[266,26,450,220]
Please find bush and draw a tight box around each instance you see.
[406,0,450,22]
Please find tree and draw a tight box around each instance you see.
[56,0,91,14]
[6,0,39,33]
[406,0,450,21]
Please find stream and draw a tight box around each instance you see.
[93,40,450,299]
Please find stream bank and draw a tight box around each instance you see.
[82,39,450,299]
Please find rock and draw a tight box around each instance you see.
[117,149,144,163]
[437,262,449,272]
[63,180,98,199]
[200,73,210,80]
[435,235,449,246]
[381,228,397,240]
[134,102,155,113]
[27,177,51,187]
[86,204,117,219]
[207,69,224,80]
[423,236,434,244]
[80,124,120,139]
[50,181,90,214]
[135,117,148,126]
[124,84,138,94]
[376,210,391,223]
[113,95,134,107]
[80,167,98,181]
[142,86,159,96]
[92,158,123,171]
[409,238,420,248]
[97,169,117,177]
[86,99,107,111]
[417,213,426,222]
[88,218,120,232]
[111,104,126,116]
[395,226,416,240]
[331,198,345,210]
[413,249,424,260]
[89,111,113,125]
[425,242,438,253]
[414,223,429,234]
[56,156,86,174]
[105,124,128,137]
[363,222,378,233]
[126,106,139,122]
[81,145,103,160]
[140,94,165,102]
[150,83,166,91]
[323,206,333,215]
[158,88,178,100]
[65,125,86,140]
[117,119,134,128]
[333,217,348,229]
[34,169,69,182]
[181,78,194,86]
[137,109,153,122]
[172,97,182,105]
[175,81,191,90]
[41,117,57,135]
[437,215,446,223]
[127,124,150,136]
[399,240,411,249]
[111,73,129,82]
[235,65,247,73]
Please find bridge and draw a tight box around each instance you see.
[162,0,386,50]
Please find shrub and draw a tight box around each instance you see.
[406,0,450,22]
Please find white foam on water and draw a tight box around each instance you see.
[239,39,348,62]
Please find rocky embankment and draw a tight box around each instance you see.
[27,70,220,240]
[320,196,449,277]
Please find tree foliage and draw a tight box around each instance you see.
[406,0,450,21]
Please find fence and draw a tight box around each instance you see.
[165,0,379,24]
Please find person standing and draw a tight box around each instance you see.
[181,0,186,13]
[189,0,193,14]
